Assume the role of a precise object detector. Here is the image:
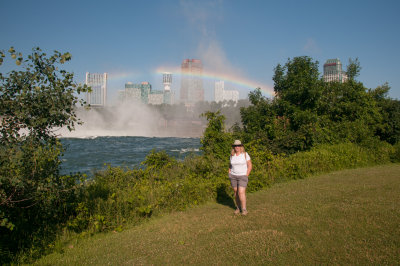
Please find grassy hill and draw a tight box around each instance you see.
[35,164,400,265]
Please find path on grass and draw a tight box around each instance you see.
[36,164,400,265]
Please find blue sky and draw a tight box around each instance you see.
[1,0,399,102]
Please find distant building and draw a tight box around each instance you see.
[163,73,173,104]
[117,90,126,102]
[214,80,239,103]
[86,72,107,106]
[123,81,173,105]
[164,90,173,105]
[223,89,239,103]
[125,82,141,102]
[148,90,164,105]
[163,73,172,92]
[323,59,348,83]
[181,59,203,104]
[125,82,151,104]
[214,80,224,103]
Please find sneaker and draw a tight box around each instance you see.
[234,208,240,215]
[242,209,248,216]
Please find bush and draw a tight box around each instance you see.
[391,142,400,162]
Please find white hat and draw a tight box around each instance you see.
[232,140,243,146]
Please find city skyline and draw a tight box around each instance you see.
[1,0,400,103]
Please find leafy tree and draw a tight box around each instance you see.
[200,111,232,160]
[318,78,382,143]
[142,149,176,170]
[0,47,88,262]
[240,88,276,139]
[273,56,321,112]
[369,83,400,144]
[269,57,323,150]
[346,57,361,81]
[240,56,390,154]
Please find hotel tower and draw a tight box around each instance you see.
[85,72,107,107]
[180,59,204,104]
[323,59,348,83]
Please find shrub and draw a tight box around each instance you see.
[391,142,400,162]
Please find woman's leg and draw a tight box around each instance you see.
[238,186,247,212]
[233,186,240,210]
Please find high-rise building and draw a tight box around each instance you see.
[214,80,239,103]
[163,73,172,91]
[323,59,348,83]
[163,73,173,104]
[148,91,164,105]
[117,90,126,102]
[125,81,151,104]
[125,82,141,102]
[214,80,224,103]
[223,89,239,103]
[180,59,203,104]
[163,90,173,105]
[86,72,107,106]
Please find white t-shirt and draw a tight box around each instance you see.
[230,152,251,176]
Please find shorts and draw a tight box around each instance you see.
[229,173,248,188]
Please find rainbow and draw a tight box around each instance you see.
[155,66,274,96]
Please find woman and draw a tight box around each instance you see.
[229,140,252,215]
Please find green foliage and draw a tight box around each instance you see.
[0,47,88,144]
[239,56,391,154]
[61,154,229,237]
[346,57,361,81]
[273,56,321,111]
[200,111,233,160]
[240,88,276,138]
[142,149,176,170]
[0,47,87,263]
[369,83,400,144]
[391,142,400,162]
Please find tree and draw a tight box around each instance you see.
[317,80,382,143]
[273,56,321,111]
[200,111,232,160]
[369,83,400,144]
[240,56,385,154]
[240,88,276,139]
[0,47,88,262]
[346,57,361,81]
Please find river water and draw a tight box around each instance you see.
[59,136,201,176]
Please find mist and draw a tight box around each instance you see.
[57,102,207,138]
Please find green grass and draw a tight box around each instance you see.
[35,164,400,265]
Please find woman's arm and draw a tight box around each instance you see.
[229,156,232,174]
[246,160,252,176]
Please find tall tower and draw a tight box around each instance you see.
[180,59,203,104]
[214,80,224,103]
[86,72,107,107]
[163,73,172,91]
[163,73,173,104]
[323,59,348,83]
